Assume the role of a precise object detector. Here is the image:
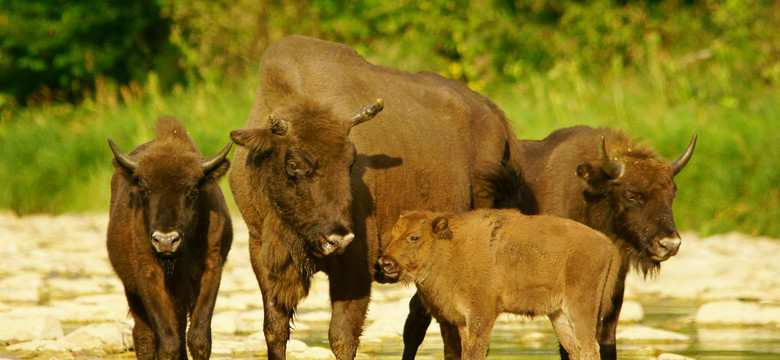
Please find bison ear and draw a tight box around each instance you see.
[576,162,608,190]
[432,216,453,240]
[111,158,135,180]
[205,158,230,181]
[230,129,275,157]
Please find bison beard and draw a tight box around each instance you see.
[156,256,176,275]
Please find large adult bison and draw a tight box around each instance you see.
[107,117,233,360]
[515,125,697,360]
[228,35,521,359]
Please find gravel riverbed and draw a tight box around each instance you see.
[1,212,778,359]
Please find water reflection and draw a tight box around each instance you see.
[347,299,780,360]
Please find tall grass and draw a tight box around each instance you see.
[489,67,780,238]
[1,65,778,238]
[0,73,257,215]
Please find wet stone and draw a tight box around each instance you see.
[0,314,63,343]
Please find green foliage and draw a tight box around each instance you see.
[0,76,255,214]
[0,0,176,105]
[1,0,779,238]
[489,70,780,238]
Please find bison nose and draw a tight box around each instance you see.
[152,231,181,254]
[323,232,355,255]
[321,224,355,255]
[659,236,681,255]
[654,235,681,261]
[378,256,398,275]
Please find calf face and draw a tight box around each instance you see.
[108,137,231,267]
[231,98,382,257]
[576,135,696,266]
[378,211,452,283]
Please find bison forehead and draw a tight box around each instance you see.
[619,156,674,191]
[273,97,351,140]
[135,150,204,185]
[398,211,436,225]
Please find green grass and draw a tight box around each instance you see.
[1,68,778,238]
[489,71,780,238]
[0,75,257,215]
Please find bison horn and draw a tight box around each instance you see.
[268,115,289,136]
[201,141,233,173]
[349,98,384,128]
[599,136,624,179]
[670,134,697,175]
[108,138,139,172]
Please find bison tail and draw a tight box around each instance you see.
[475,142,525,209]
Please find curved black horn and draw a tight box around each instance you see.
[268,115,289,136]
[201,141,233,173]
[108,138,139,172]
[670,134,697,175]
[599,136,624,179]
[349,98,384,128]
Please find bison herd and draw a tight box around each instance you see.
[106,36,696,360]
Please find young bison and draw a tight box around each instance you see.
[107,117,233,360]
[378,209,620,360]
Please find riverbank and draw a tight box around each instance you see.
[0,212,778,359]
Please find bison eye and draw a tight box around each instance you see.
[137,189,150,201]
[408,235,420,243]
[186,187,199,200]
[286,159,312,177]
[624,190,645,205]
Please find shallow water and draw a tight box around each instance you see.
[292,298,780,360]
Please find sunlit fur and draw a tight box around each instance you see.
[227,35,523,360]
[380,209,621,360]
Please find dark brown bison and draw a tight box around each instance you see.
[107,116,233,360]
[513,125,697,360]
[378,209,620,360]
[228,35,521,359]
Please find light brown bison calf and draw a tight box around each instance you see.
[378,209,620,360]
[107,117,233,360]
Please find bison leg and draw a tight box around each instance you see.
[440,320,462,360]
[549,310,584,360]
[401,292,432,360]
[560,265,627,360]
[256,267,299,360]
[458,317,494,360]
[176,309,189,360]
[594,272,626,360]
[262,301,294,360]
[187,256,225,359]
[327,257,372,360]
[130,264,184,360]
[126,292,156,360]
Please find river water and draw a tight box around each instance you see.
[291,298,780,360]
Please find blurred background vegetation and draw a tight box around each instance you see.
[1,0,778,237]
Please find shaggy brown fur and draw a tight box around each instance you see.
[107,116,233,360]
[228,35,522,359]
[379,209,620,360]
[504,125,696,360]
